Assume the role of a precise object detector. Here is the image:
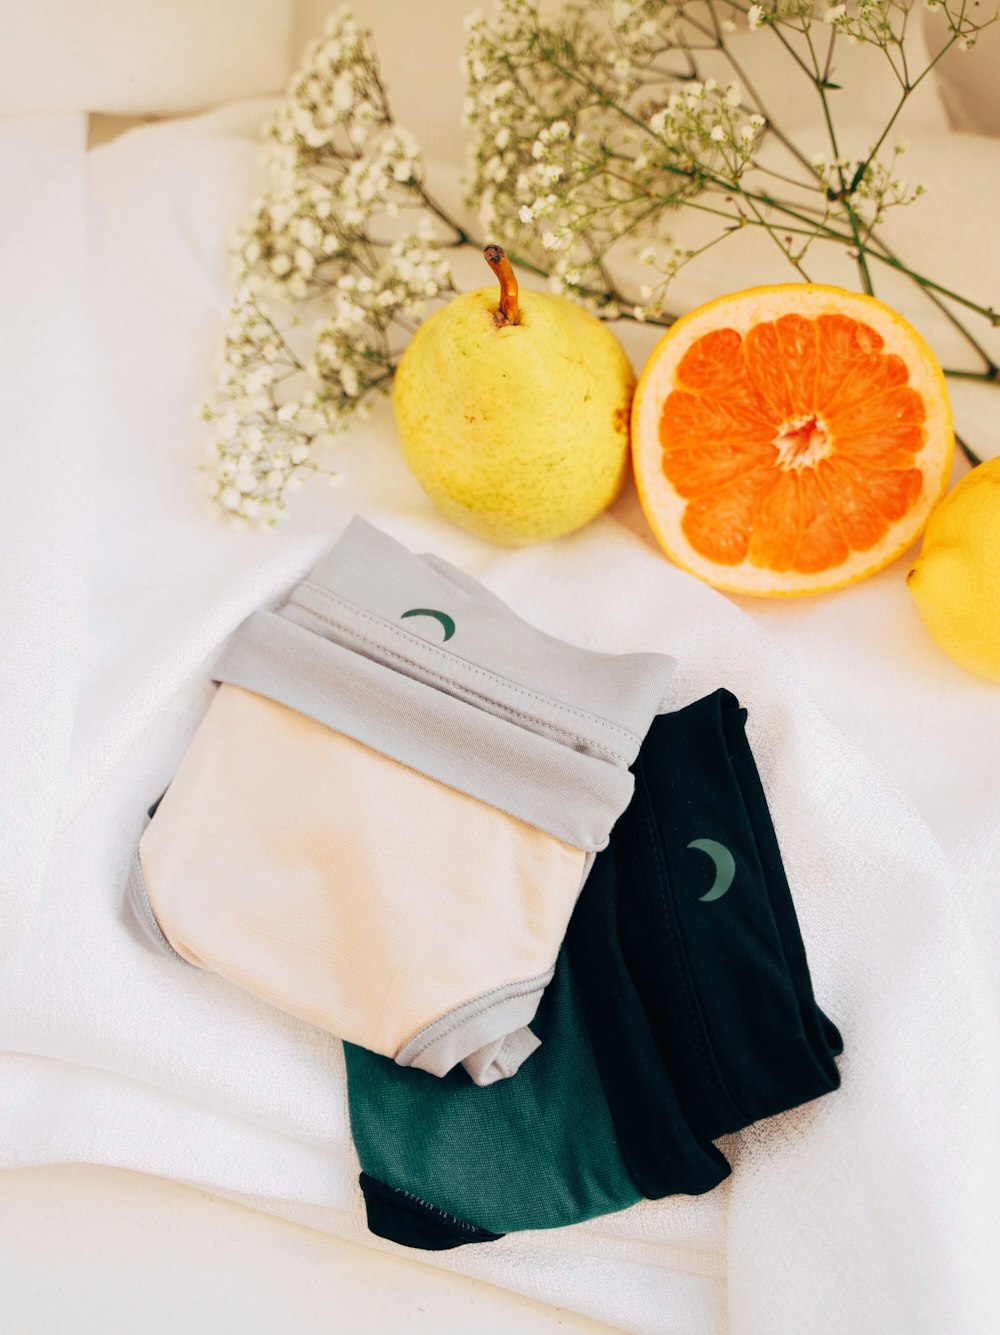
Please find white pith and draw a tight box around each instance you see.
[632,286,954,597]
[774,415,832,471]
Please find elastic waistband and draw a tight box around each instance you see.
[209,516,679,849]
[291,517,675,765]
[213,610,634,851]
[122,845,195,969]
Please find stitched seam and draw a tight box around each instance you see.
[722,710,837,1083]
[295,582,638,760]
[293,592,629,762]
[635,759,746,1128]
[293,599,610,758]
[361,1176,497,1237]
[130,851,195,969]
[397,971,553,1062]
[300,581,635,742]
[400,982,546,1062]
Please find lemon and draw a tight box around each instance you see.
[392,246,634,546]
[907,457,1000,682]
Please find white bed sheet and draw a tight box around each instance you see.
[0,86,999,1335]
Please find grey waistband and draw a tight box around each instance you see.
[394,970,554,1083]
[292,517,676,764]
[213,610,634,851]
[282,590,634,766]
[122,848,195,968]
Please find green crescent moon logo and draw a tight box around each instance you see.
[401,608,456,641]
[687,838,736,902]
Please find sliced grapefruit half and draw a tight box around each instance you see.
[631,284,954,596]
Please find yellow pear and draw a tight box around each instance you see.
[392,245,635,545]
[907,456,1000,682]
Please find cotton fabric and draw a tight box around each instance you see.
[1,92,999,1335]
[132,518,674,1081]
[346,691,839,1248]
[137,683,586,1056]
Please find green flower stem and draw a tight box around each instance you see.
[942,368,1000,384]
[869,238,1000,374]
[862,249,1000,325]
[418,186,471,246]
[820,20,837,85]
[847,37,960,197]
[557,138,999,336]
[703,4,819,179]
[540,48,995,319]
[743,194,814,280]
[955,432,983,468]
[761,20,818,84]
[845,209,875,294]
[248,295,306,373]
[702,179,999,328]
[465,9,1000,359]
[541,52,857,243]
[796,19,876,295]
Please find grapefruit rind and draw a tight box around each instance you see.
[631,284,954,597]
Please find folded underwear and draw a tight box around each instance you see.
[344,690,843,1248]
[124,517,676,1084]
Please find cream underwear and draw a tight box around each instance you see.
[126,518,675,1084]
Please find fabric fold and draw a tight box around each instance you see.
[213,609,633,850]
[345,690,841,1247]
[129,517,677,1082]
[618,690,842,1141]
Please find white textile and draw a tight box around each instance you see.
[0,113,94,961]
[1,91,999,1335]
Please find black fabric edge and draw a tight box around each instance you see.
[358,1173,504,1251]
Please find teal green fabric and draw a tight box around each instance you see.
[344,689,840,1249]
[344,953,641,1235]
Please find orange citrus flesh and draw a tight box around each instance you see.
[631,285,954,597]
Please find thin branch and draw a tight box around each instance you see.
[954,432,982,468]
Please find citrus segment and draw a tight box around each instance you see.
[631,285,954,596]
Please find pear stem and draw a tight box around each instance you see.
[483,244,520,326]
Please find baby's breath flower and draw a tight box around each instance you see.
[202,6,455,525]
[204,0,996,524]
[463,0,816,313]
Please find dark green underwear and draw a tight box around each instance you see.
[344,689,843,1248]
